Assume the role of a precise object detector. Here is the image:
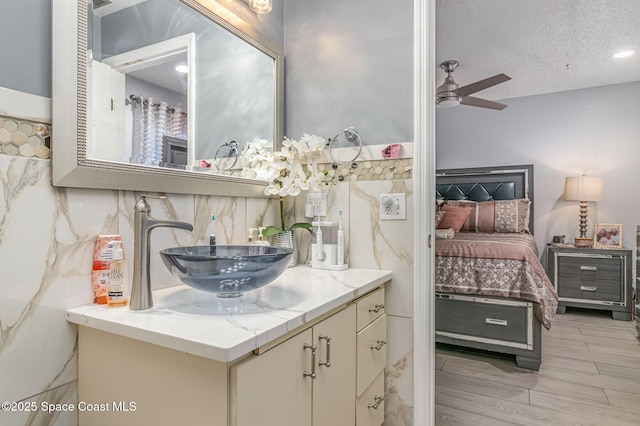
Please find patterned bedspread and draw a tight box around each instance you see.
[435,232,558,329]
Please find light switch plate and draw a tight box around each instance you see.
[380,193,406,220]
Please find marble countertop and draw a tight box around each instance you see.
[66,267,392,363]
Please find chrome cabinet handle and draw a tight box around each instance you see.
[303,344,317,379]
[580,286,597,292]
[368,396,384,410]
[319,335,332,368]
[580,265,597,271]
[369,303,385,313]
[485,318,508,326]
[370,339,387,351]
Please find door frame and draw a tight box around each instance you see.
[413,0,436,424]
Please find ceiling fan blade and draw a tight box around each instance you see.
[453,73,511,97]
[461,96,508,110]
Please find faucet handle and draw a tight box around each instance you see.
[136,194,166,212]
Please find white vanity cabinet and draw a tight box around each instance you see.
[67,269,392,426]
[355,287,387,426]
[231,286,387,426]
[77,327,230,426]
[231,304,356,426]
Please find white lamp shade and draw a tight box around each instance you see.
[563,176,603,202]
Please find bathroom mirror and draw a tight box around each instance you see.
[52,0,283,197]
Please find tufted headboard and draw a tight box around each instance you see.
[436,164,534,233]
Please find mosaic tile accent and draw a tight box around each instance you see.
[0,113,410,177]
[0,115,50,159]
[317,158,413,182]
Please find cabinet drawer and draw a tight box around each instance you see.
[435,297,529,345]
[356,287,385,332]
[356,371,384,426]
[356,314,387,396]
[557,256,621,282]
[558,277,622,302]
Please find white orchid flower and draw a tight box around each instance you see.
[242,134,333,231]
[300,133,326,152]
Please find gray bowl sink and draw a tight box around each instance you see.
[159,245,293,297]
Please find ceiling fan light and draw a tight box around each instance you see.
[249,0,272,14]
[437,97,461,108]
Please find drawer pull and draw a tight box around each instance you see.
[303,344,317,379]
[318,335,332,368]
[485,318,508,326]
[580,266,598,272]
[369,303,385,313]
[580,286,597,292]
[370,339,387,351]
[367,395,384,410]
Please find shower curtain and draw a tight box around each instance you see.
[129,97,188,166]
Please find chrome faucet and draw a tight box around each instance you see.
[130,195,193,310]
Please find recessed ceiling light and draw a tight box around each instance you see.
[613,50,634,59]
[175,64,189,73]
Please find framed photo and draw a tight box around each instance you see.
[593,223,622,249]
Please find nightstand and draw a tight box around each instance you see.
[547,246,632,321]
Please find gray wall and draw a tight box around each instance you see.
[1,0,413,148]
[0,0,52,97]
[436,81,640,253]
[284,0,414,145]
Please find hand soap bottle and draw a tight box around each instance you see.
[107,241,128,307]
[248,227,271,246]
[254,227,271,246]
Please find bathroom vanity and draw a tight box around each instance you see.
[66,267,391,426]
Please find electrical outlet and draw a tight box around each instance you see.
[306,192,328,217]
[380,193,406,220]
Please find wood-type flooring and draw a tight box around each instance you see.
[435,308,640,425]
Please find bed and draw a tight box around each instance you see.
[434,164,558,370]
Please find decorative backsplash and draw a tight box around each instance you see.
[0,114,413,180]
[0,115,51,159]
[317,158,413,182]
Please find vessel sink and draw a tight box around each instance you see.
[159,245,293,297]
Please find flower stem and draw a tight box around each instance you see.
[279,196,286,231]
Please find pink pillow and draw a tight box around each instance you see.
[445,199,531,233]
[437,205,472,232]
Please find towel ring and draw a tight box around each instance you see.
[213,140,239,171]
[329,127,363,167]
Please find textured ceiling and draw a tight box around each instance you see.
[436,0,640,101]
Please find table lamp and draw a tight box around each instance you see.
[563,175,603,247]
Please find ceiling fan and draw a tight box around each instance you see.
[436,60,511,110]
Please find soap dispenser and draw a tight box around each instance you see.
[247,228,270,246]
[247,228,257,244]
[255,227,271,246]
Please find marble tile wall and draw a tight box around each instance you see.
[0,155,277,426]
[1,143,413,426]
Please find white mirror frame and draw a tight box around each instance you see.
[52,0,284,197]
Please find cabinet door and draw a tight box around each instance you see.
[231,328,313,426]
[313,304,357,426]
